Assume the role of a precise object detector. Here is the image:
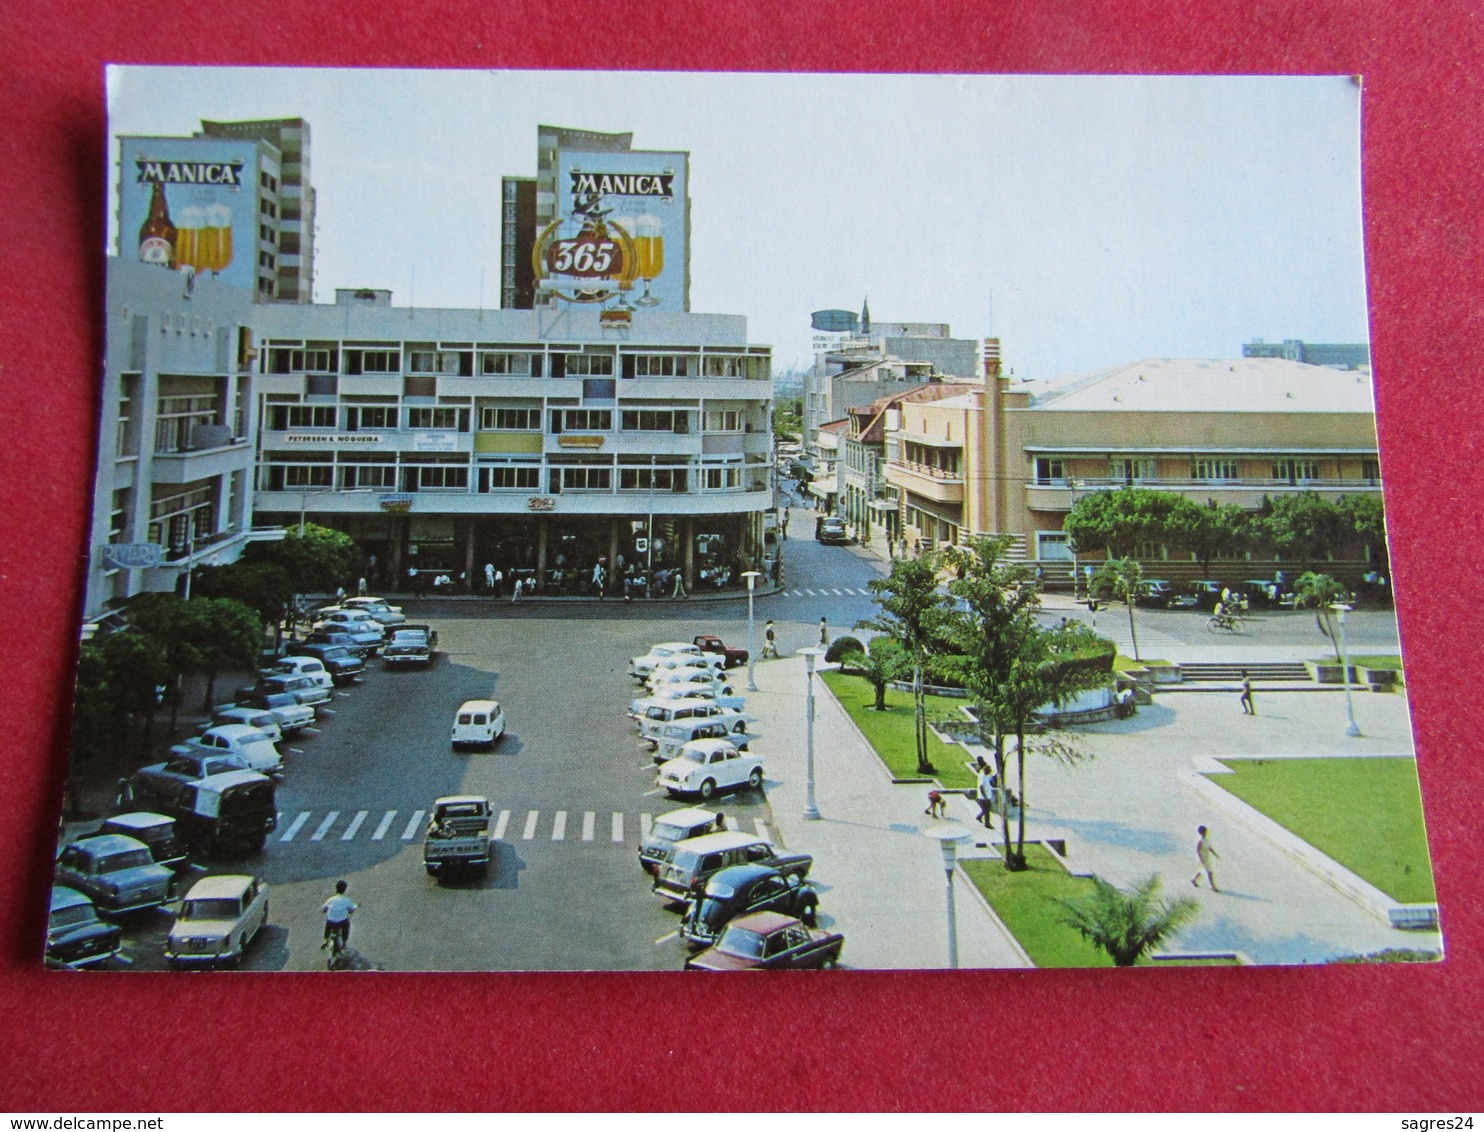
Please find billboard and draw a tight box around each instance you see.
[117,136,261,292]
[541,148,688,312]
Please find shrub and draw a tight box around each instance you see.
[824,635,864,664]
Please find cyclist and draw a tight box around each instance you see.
[321,879,358,954]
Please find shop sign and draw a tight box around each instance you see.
[557,434,605,448]
[101,542,164,569]
[285,433,384,445]
[379,494,415,513]
[412,432,458,452]
[527,497,556,512]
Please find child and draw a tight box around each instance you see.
[924,790,948,819]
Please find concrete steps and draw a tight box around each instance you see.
[1180,661,1310,682]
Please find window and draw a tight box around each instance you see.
[267,347,336,374]
[480,353,530,375]
[621,409,687,432]
[620,467,681,491]
[116,374,139,457]
[563,354,614,376]
[634,355,684,377]
[558,466,612,491]
[345,349,399,375]
[147,484,215,556]
[703,467,743,490]
[108,489,131,545]
[1192,458,1239,482]
[480,465,541,490]
[1362,459,1380,484]
[559,409,612,432]
[267,405,336,431]
[481,407,540,430]
[340,464,396,488]
[1110,458,1157,483]
[345,406,398,431]
[1034,458,1065,486]
[408,351,439,374]
[406,407,466,431]
[154,393,218,453]
[406,464,469,490]
[704,410,741,432]
[1272,459,1321,483]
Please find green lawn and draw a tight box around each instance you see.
[1306,654,1403,670]
[819,670,975,787]
[1211,757,1436,904]
[961,846,1232,967]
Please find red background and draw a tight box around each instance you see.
[1,0,1481,1112]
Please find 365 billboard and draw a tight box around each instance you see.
[544,148,689,312]
[117,136,261,292]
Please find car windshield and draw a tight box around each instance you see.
[51,905,95,929]
[696,898,731,926]
[322,648,350,660]
[181,898,240,920]
[680,749,708,764]
[716,926,765,958]
[651,822,693,842]
[100,849,153,872]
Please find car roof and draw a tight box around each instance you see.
[672,830,765,852]
[206,724,273,741]
[103,812,173,831]
[51,886,93,912]
[729,910,799,933]
[182,874,258,900]
[650,698,715,710]
[434,794,489,807]
[68,834,150,855]
[655,807,717,827]
[680,737,740,753]
[456,700,499,713]
[198,770,272,792]
[709,862,777,887]
[650,642,699,652]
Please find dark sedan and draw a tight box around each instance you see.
[287,642,366,683]
[46,888,123,968]
[685,910,844,971]
[1133,579,1176,608]
[681,864,820,949]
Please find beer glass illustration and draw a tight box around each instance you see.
[203,204,234,274]
[633,214,664,307]
[174,206,204,273]
[612,216,641,309]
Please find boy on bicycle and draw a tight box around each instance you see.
[322,879,358,951]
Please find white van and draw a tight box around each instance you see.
[451,699,506,750]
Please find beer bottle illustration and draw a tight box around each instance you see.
[138,181,177,267]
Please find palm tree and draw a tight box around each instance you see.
[1293,571,1351,661]
[1092,557,1144,661]
[841,636,908,711]
[1058,873,1200,967]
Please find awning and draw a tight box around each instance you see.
[867,499,897,512]
[809,482,838,497]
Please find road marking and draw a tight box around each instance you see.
[493,809,511,840]
[641,813,653,839]
[335,692,352,698]
[755,819,772,842]
[791,590,803,596]
[552,811,568,841]
[832,588,844,595]
[319,709,336,717]
[371,811,397,841]
[303,727,322,734]
[654,931,679,945]
[522,811,539,840]
[310,811,340,841]
[400,809,425,841]
[612,812,624,842]
[280,811,310,842]
[643,788,663,797]
[341,810,368,841]
[804,588,817,595]
[288,748,306,756]
[582,812,595,841]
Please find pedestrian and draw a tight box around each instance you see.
[406,566,417,594]
[335,585,347,604]
[357,576,368,596]
[762,619,779,659]
[974,757,998,828]
[593,560,607,599]
[1239,670,1255,715]
[1191,825,1221,892]
[924,789,947,819]
[1035,564,1045,589]
[818,616,828,647]
[781,511,789,539]
[511,577,522,604]
[672,570,687,599]
[483,562,495,590]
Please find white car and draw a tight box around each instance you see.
[174,724,284,779]
[312,608,387,642]
[266,656,335,691]
[165,874,270,968]
[629,642,708,682]
[209,707,283,744]
[451,699,507,749]
[647,668,735,698]
[341,596,406,625]
[657,738,765,800]
[648,654,725,681]
[636,698,752,744]
[628,686,747,716]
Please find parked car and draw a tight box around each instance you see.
[231,691,316,736]
[310,609,386,650]
[1134,579,1177,608]
[209,707,283,744]
[383,625,437,668]
[165,874,270,968]
[1186,579,1227,611]
[638,807,728,876]
[684,911,844,971]
[628,686,747,716]
[1238,578,1292,608]
[629,642,708,682]
[340,596,406,625]
[654,830,812,905]
[657,738,764,798]
[654,721,753,766]
[173,725,284,780]
[423,795,493,878]
[280,643,364,684]
[54,835,174,916]
[680,864,821,948]
[163,770,278,856]
[46,887,123,969]
[647,668,735,698]
[303,628,378,660]
[136,751,251,804]
[637,699,751,744]
[648,654,725,681]
[451,699,506,750]
[98,812,188,870]
[262,656,335,691]
[692,634,749,669]
[817,516,849,544]
[236,673,332,708]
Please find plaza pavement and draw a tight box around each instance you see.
[745,539,1438,969]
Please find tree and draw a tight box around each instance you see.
[1092,557,1144,661]
[187,598,266,709]
[1063,487,1181,560]
[194,559,295,646]
[1338,493,1387,565]
[1294,571,1352,661]
[857,553,950,775]
[243,523,358,597]
[1260,492,1346,569]
[840,636,909,711]
[1058,873,1200,967]
[1167,498,1252,577]
[125,593,204,735]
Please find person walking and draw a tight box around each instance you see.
[818,616,829,647]
[492,568,503,599]
[974,757,998,828]
[483,562,495,591]
[593,560,607,599]
[762,619,779,659]
[1191,825,1221,892]
[1239,671,1255,715]
[671,570,687,599]
[511,577,522,604]
[357,576,368,596]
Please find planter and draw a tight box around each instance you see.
[1144,664,1183,684]
[1305,661,1345,684]
[1358,666,1399,688]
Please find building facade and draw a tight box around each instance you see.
[1242,338,1369,369]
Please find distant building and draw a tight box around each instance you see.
[1241,338,1369,369]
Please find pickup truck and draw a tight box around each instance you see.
[693,635,749,669]
[383,624,438,668]
[423,795,493,878]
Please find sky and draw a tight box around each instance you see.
[106,68,1370,379]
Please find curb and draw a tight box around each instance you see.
[954,858,1036,968]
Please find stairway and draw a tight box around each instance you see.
[1179,661,1310,682]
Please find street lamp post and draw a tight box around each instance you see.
[1334,602,1361,737]
[799,646,825,820]
[742,570,761,692]
[925,825,971,968]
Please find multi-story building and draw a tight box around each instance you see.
[248,291,774,592]
[84,259,276,620]
[1241,338,1369,369]
[885,350,1383,569]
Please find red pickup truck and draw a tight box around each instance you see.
[693,634,749,668]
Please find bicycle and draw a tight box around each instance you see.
[325,920,352,970]
[1206,611,1248,635]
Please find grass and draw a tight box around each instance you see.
[1114,655,1170,670]
[961,846,1233,967]
[1303,654,1403,672]
[818,670,975,788]
[1211,757,1436,904]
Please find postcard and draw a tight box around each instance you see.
[48,67,1437,972]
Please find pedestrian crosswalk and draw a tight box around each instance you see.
[274,807,774,849]
[779,587,874,598]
